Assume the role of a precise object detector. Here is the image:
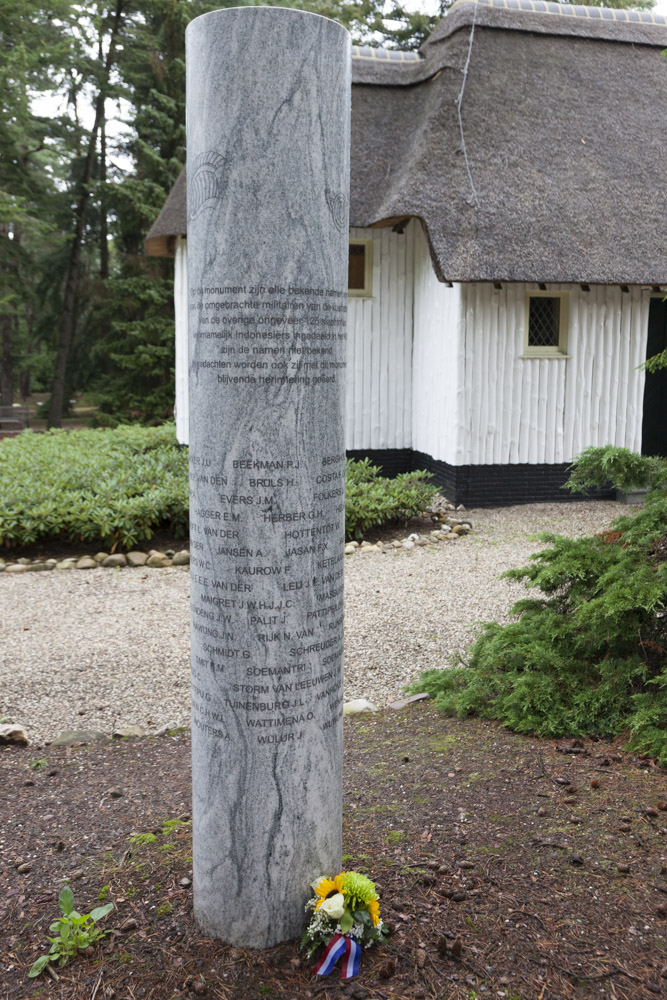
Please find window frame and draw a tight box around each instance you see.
[348,238,373,298]
[523,290,570,359]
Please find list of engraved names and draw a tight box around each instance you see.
[189,280,347,748]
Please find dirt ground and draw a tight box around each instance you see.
[2,704,667,1000]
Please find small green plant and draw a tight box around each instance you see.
[28,886,113,978]
[129,832,157,847]
[156,901,173,918]
[564,445,662,494]
[386,829,405,844]
[111,950,133,965]
[161,818,191,835]
[28,759,48,771]
[97,885,110,901]
[345,458,437,540]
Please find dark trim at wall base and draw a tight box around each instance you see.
[347,449,414,479]
[346,449,615,507]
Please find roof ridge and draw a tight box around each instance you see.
[448,0,667,27]
[352,45,422,61]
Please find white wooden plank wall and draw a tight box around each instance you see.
[174,237,190,445]
[460,283,649,465]
[174,233,650,466]
[174,230,416,451]
[411,224,463,465]
[346,225,415,450]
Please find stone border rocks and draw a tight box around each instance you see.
[0,720,188,749]
[345,517,473,555]
[0,549,190,574]
[1,525,466,567]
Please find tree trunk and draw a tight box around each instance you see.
[0,312,13,407]
[19,304,34,399]
[48,0,124,428]
[100,111,109,280]
[1,222,15,407]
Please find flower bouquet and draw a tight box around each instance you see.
[301,871,388,979]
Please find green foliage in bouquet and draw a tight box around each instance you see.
[408,446,667,762]
[345,458,437,540]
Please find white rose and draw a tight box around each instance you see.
[319,893,345,920]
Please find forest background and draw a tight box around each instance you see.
[0,0,656,431]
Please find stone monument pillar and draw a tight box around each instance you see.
[186,7,350,948]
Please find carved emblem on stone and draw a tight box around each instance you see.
[325,189,349,234]
[189,151,226,220]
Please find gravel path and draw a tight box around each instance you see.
[1,500,622,745]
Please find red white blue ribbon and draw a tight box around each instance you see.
[314,933,362,979]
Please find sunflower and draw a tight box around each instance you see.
[368,898,380,927]
[313,872,347,912]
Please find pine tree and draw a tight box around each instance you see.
[0,1,75,406]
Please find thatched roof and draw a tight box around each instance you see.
[146,0,667,284]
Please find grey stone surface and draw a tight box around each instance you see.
[112,724,145,739]
[127,551,148,567]
[76,557,97,570]
[103,553,127,568]
[171,550,190,566]
[51,729,107,746]
[342,699,379,716]
[186,6,350,948]
[0,723,28,745]
[147,553,172,568]
[388,692,431,711]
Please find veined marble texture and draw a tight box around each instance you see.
[186,7,351,947]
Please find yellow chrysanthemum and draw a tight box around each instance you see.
[313,872,346,911]
[368,898,380,927]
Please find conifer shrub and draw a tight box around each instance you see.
[409,447,667,762]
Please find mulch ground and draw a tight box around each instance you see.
[3,705,667,1000]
